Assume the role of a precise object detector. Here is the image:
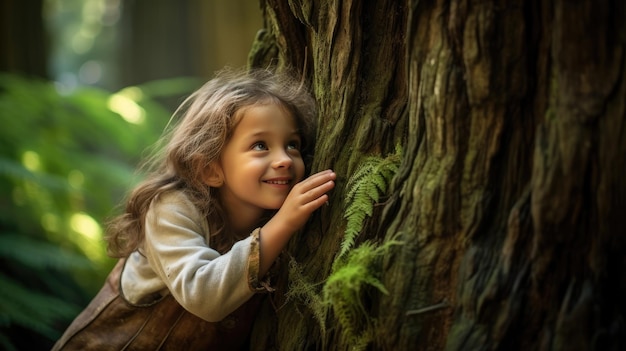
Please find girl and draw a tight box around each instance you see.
[53,68,336,350]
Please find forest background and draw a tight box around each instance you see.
[0,1,261,349]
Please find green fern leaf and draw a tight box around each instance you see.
[323,240,399,348]
[340,145,402,258]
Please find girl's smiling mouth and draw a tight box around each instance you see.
[264,178,291,185]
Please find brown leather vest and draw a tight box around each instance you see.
[52,259,264,350]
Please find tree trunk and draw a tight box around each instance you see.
[117,0,261,89]
[0,0,48,78]
[248,1,626,350]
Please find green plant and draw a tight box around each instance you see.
[324,239,399,349]
[287,145,402,350]
[341,143,402,257]
[0,73,197,349]
[0,241,85,340]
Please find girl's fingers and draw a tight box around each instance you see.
[297,170,335,190]
[300,171,334,193]
[276,171,335,231]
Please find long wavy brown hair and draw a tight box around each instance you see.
[106,67,317,257]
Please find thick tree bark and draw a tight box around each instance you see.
[249,1,626,350]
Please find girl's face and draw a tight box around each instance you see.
[210,103,305,222]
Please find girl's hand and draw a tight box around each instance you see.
[274,169,336,232]
[258,169,335,275]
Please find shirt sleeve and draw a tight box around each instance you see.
[143,191,271,322]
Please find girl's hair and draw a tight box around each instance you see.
[106,67,316,257]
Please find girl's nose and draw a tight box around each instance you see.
[272,150,293,168]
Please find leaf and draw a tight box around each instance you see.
[0,234,93,271]
[340,145,402,257]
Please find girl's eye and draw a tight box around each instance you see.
[287,140,301,150]
[252,142,268,151]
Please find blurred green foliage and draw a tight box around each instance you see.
[0,73,200,350]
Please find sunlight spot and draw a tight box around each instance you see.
[78,60,103,84]
[108,93,146,124]
[68,170,85,188]
[22,151,42,172]
[67,212,107,263]
[42,213,60,233]
[78,25,99,39]
[70,212,102,240]
[71,34,93,54]
[100,0,121,26]
[118,86,144,101]
[83,0,105,20]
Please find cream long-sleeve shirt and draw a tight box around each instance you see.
[120,190,269,322]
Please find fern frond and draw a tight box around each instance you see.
[285,237,402,349]
[285,258,329,334]
[323,240,399,348]
[341,145,402,258]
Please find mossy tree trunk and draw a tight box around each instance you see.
[248,0,626,350]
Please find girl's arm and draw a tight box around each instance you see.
[141,192,263,322]
[258,169,336,276]
[136,170,334,322]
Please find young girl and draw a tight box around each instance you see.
[53,68,336,350]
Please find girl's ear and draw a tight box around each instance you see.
[202,162,224,187]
